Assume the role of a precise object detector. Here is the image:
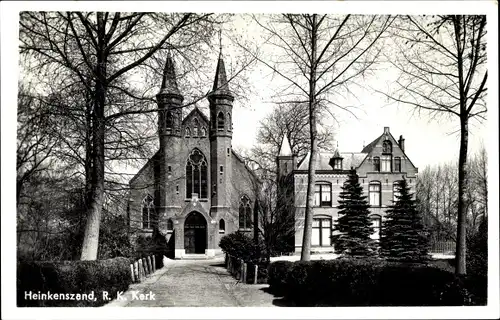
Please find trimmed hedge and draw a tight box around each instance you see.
[267,261,293,295]
[268,259,480,306]
[17,257,132,307]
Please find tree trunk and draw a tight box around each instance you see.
[455,116,468,274]
[301,14,318,261]
[81,14,107,260]
[80,81,106,260]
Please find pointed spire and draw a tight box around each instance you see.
[159,52,181,96]
[278,134,293,156]
[212,38,232,97]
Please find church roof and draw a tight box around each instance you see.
[297,151,367,171]
[211,52,232,97]
[182,106,210,125]
[158,52,181,96]
[278,135,293,156]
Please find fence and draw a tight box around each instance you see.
[430,241,456,255]
[130,255,157,283]
[224,254,267,284]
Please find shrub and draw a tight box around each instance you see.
[267,261,293,295]
[269,258,474,306]
[245,261,269,284]
[219,231,266,264]
[17,257,132,307]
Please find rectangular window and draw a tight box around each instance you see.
[220,165,223,174]
[333,159,342,170]
[168,165,172,173]
[381,155,392,172]
[312,218,332,247]
[314,185,321,206]
[394,157,401,172]
[369,183,381,206]
[373,157,380,171]
[393,182,401,202]
[370,217,381,240]
[314,184,332,207]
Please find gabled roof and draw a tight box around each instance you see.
[297,151,366,171]
[182,106,210,126]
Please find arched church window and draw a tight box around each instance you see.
[382,140,392,153]
[142,194,156,229]
[166,112,173,131]
[219,219,225,234]
[193,118,199,137]
[185,127,191,137]
[239,196,252,230]
[186,149,208,199]
[227,112,231,131]
[217,112,225,131]
[201,127,206,137]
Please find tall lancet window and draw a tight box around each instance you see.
[166,111,173,131]
[186,149,208,199]
[227,112,231,131]
[142,194,156,229]
[193,118,199,137]
[217,112,225,131]
[239,196,252,230]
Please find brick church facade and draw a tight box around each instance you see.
[128,52,258,259]
[276,127,418,253]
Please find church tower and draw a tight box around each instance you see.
[156,53,184,230]
[209,50,234,218]
[276,134,296,178]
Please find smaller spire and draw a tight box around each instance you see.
[278,134,293,156]
[159,52,181,96]
[211,34,232,97]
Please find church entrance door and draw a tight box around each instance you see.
[184,212,207,254]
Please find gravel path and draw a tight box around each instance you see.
[104,257,276,307]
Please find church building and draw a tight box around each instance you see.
[276,127,418,253]
[128,51,258,259]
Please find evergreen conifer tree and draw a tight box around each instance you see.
[381,178,430,262]
[332,169,376,257]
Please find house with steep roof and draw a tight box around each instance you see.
[128,51,258,259]
[276,127,418,253]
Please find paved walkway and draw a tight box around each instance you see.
[104,257,276,307]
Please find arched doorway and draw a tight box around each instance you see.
[184,212,207,254]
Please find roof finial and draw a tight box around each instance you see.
[218,29,223,58]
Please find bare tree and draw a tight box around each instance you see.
[19,11,222,260]
[239,102,335,180]
[380,15,487,274]
[16,84,60,205]
[248,14,393,260]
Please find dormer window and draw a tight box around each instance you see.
[333,158,342,170]
[382,140,392,154]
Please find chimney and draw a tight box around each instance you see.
[398,135,405,152]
